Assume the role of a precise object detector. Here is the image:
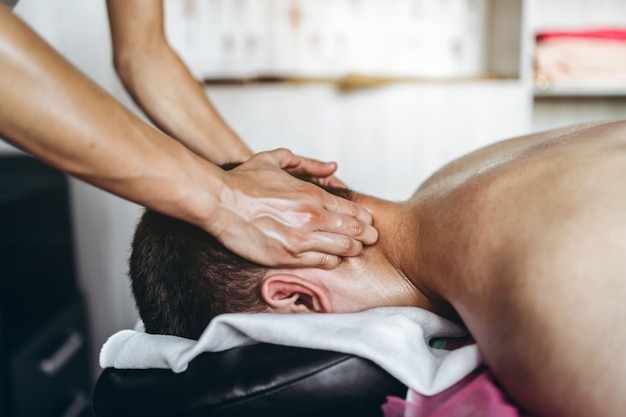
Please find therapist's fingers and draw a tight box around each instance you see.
[242,149,373,233]
[257,149,349,188]
[320,191,377,244]
[258,147,303,169]
[251,215,368,269]
[210,149,378,268]
[292,230,366,267]
[287,156,338,178]
[286,156,349,188]
[296,251,342,269]
[320,174,349,189]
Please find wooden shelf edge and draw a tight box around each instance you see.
[203,74,523,92]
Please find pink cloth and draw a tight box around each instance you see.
[382,368,532,417]
[537,28,626,42]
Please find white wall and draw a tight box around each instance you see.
[5,0,534,379]
[207,81,531,200]
[531,0,626,31]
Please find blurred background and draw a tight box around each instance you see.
[1,0,626,415]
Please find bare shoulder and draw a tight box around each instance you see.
[415,119,626,198]
[428,118,626,302]
[422,120,626,417]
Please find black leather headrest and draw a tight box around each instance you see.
[93,342,407,417]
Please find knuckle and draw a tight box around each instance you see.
[306,185,325,199]
[316,253,339,269]
[299,208,321,226]
[338,236,356,253]
[346,203,359,218]
[286,231,308,252]
[317,252,330,266]
[350,219,364,236]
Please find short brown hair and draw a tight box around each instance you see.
[129,209,269,339]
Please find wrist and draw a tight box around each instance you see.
[112,133,226,235]
[173,156,229,234]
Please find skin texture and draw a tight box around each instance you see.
[0,3,377,268]
[260,120,626,417]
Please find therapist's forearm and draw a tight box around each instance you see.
[106,0,252,166]
[0,4,379,269]
[0,5,224,225]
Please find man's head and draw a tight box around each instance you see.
[130,209,269,339]
[130,186,423,340]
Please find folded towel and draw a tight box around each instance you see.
[99,306,483,395]
[535,28,626,84]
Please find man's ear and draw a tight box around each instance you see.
[261,274,333,314]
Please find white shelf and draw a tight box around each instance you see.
[534,80,626,98]
[531,0,626,102]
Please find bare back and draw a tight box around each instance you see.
[414,120,626,417]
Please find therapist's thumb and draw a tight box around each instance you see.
[256,148,302,170]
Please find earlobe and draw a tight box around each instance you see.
[261,274,333,314]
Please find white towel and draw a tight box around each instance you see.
[99,306,483,396]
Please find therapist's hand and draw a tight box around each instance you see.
[209,149,378,269]
[286,156,349,189]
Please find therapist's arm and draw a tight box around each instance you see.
[106,0,349,188]
[0,5,377,268]
[106,0,251,165]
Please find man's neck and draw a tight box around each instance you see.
[357,195,460,321]
[389,198,462,322]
